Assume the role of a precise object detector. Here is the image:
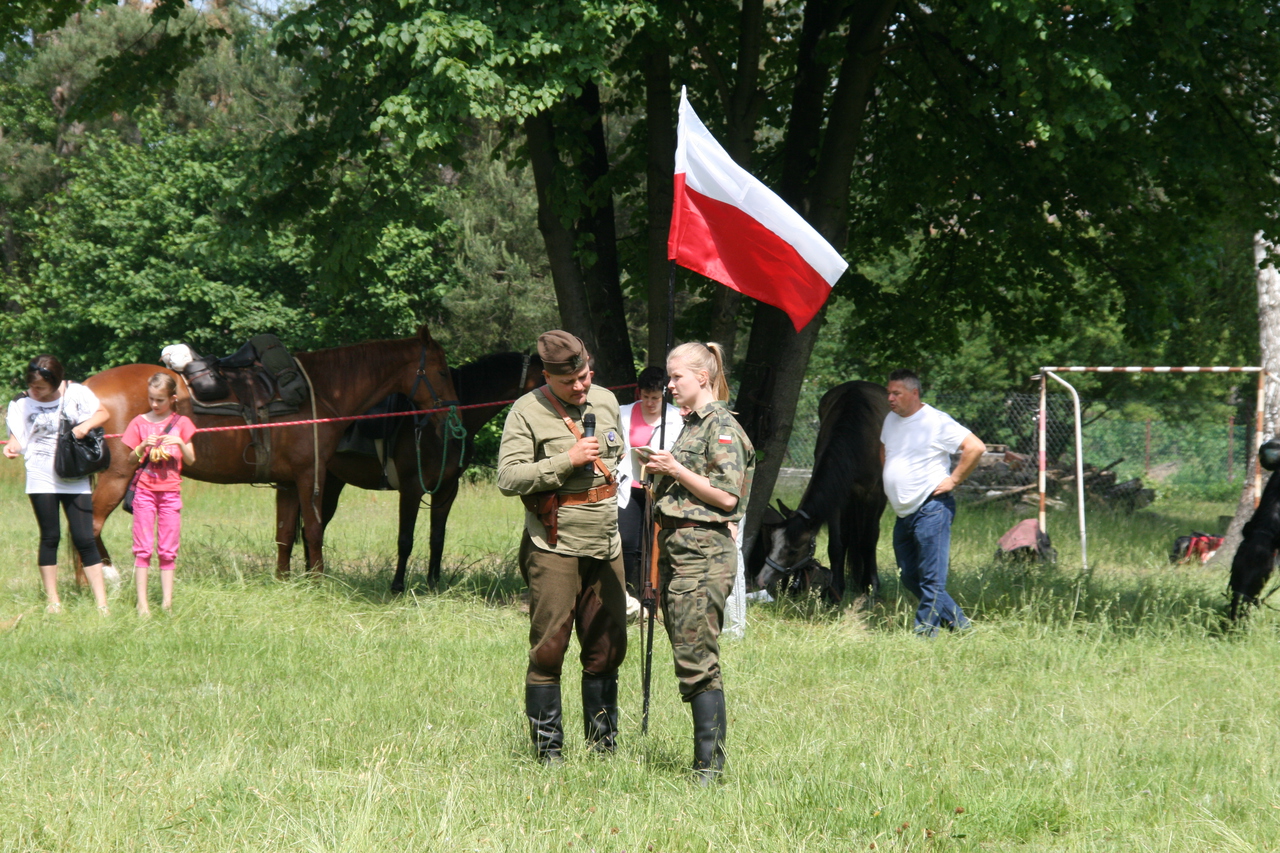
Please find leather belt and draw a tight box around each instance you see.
[558,482,618,506]
[658,516,728,530]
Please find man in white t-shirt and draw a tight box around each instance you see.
[879,369,985,635]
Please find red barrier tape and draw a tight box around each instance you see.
[91,383,639,440]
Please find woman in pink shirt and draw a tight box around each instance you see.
[121,373,197,615]
[617,367,683,605]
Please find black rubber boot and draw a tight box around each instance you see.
[581,671,619,754]
[525,684,564,765]
[690,689,727,785]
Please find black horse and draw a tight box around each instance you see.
[1228,439,1280,620]
[752,380,890,602]
[320,351,542,592]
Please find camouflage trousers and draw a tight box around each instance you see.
[519,533,628,686]
[657,525,736,700]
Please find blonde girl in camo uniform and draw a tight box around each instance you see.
[641,341,754,784]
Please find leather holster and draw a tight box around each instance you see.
[521,491,560,545]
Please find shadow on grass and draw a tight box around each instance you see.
[755,556,1234,639]
[290,551,528,609]
[179,495,1244,638]
[743,501,1241,636]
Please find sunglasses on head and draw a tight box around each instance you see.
[29,365,58,386]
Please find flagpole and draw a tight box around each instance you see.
[641,260,677,736]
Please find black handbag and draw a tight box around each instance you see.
[53,386,111,480]
[122,479,139,512]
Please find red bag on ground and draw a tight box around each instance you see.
[995,518,1056,562]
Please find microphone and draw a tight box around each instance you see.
[581,413,596,475]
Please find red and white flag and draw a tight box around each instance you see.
[667,87,848,331]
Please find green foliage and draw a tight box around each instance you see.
[467,418,506,474]
[69,7,225,122]
[0,6,469,384]
[7,0,1280,419]
[252,0,644,282]
[0,120,458,382]
[836,0,1280,374]
[2,124,292,380]
[431,127,558,364]
[0,0,101,44]
[2,3,306,281]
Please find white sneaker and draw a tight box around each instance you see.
[101,564,121,592]
[626,594,642,621]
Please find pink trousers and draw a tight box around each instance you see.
[132,488,182,572]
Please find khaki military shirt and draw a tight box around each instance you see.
[497,383,624,559]
[654,400,755,524]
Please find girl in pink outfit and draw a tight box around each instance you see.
[121,373,197,616]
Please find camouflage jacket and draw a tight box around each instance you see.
[654,400,754,524]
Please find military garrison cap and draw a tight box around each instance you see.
[538,330,589,375]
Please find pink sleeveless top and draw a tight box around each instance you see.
[629,405,657,489]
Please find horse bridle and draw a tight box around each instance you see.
[407,344,460,419]
[763,508,817,578]
[407,344,465,496]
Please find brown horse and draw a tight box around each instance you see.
[84,326,458,578]
[313,351,542,592]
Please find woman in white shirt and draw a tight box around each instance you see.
[4,355,113,614]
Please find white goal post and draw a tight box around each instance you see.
[1034,366,1267,576]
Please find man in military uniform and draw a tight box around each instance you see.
[497,331,628,764]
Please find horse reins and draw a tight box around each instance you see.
[408,345,465,496]
[295,357,323,517]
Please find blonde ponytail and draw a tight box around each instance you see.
[667,341,730,402]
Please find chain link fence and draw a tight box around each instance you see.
[781,386,1252,496]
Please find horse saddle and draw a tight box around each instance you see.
[178,335,308,418]
[335,393,413,490]
[163,336,310,482]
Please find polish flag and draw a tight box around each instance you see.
[667,88,848,331]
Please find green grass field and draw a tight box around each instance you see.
[2,464,1278,852]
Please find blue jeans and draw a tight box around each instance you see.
[893,494,969,635]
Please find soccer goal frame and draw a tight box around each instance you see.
[1034,366,1267,576]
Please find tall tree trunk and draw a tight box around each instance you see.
[706,290,744,360]
[1,206,14,277]
[1212,231,1280,564]
[1257,231,1280,441]
[525,101,635,387]
[645,45,675,366]
[736,301,826,532]
[735,0,898,550]
[575,82,635,386]
[524,110,600,358]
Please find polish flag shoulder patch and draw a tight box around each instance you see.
[718,434,733,444]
